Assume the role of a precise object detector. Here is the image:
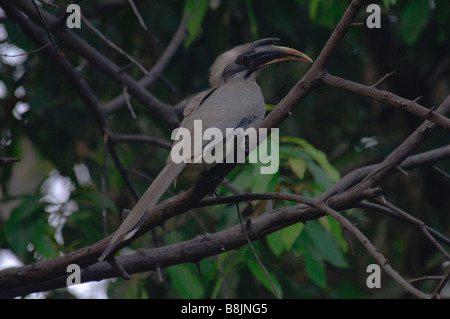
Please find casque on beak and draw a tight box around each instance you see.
[249,44,313,72]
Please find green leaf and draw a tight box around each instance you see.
[382,0,397,8]
[167,264,205,298]
[125,281,150,299]
[7,195,42,221]
[266,230,285,256]
[281,223,304,250]
[265,104,276,111]
[33,223,59,259]
[279,145,310,161]
[304,254,327,289]
[230,166,254,191]
[288,157,307,179]
[318,216,348,252]
[309,0,321,19]
[305,221,348,268]
[267,223,304,256]
[247,261,283,298]
[183,0,209,48]
[327,216,348,252]
[68,210,104,244]
[280,139,337,189]
[282,137,340,182]
[398,0,430,46]
[251,164,278,193]
[2,196,43,257]
[252,134,281,177]
[306,161,333,189]
[307,0,348,29]
[72,191,118,214]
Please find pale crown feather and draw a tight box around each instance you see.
[208,43,253,87]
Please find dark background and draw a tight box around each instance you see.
[0,0,449,298]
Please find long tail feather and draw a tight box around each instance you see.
[99,162,184,261]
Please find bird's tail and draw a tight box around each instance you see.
[99,162,185,261]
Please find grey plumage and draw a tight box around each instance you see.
[99,39,312,261]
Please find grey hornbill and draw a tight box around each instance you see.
[99,38,313,262]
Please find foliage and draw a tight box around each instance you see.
[0,0,449,299]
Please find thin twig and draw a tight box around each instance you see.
[127,0,148,30]
[433,165,450,181]
[372,71,396,88]
[123,86,137,120]
[102,135,109,237]
[322,74,450,130]
[235,203,281,299]
[3,0,447,299]
[36,0,58,8]
[221,178,245,195]
[106,137,140,201]
[326,95,450,210]
[31,0,60,61]
[81,14,149,76]
[110,133,172,150]
[156,266,165,282]
[124,167,154,184]
[102,13,189,115]
[358,201,450,248]
[376,198,450,261]
[395,165,409,176]
[413,96,423,103]
[11,0,179,128]
[408,275,443,284]
[432,268,450,298]
[0,42,50,57]
[105,256,131,280]
[309,200,430,299]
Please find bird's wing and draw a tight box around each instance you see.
[180,81,266,162]
[183,88,217,117]
[100,82,265,261]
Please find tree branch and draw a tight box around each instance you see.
[327,95,450,208]
[322,73,450,130]
[30,0,60,61]
[375,198,450,261]
[1,0,448,299]
[357,202,450,248]
[102,13,189,115]
[308,200,430,299]
[1,144,448,297]
[127,0,147,31]
[80,14,149,76]
[9,0,180,130]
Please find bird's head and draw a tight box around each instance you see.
[209,38,313,87]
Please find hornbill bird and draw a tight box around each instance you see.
[99,38,312,262]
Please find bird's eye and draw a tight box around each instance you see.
[237,54,250,65]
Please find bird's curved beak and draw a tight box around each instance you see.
[250,45,313,71]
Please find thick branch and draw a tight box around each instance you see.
[1,0,447,299]
[327,95,450,208]
[1,144,448,297]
